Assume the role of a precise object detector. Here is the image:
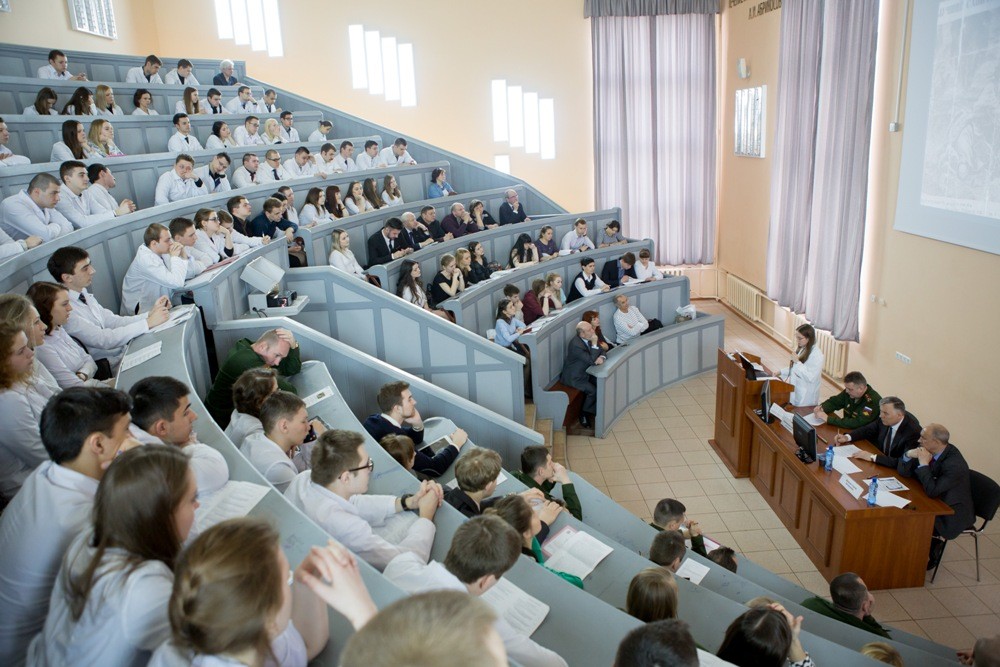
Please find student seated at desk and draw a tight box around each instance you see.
[0,387,134,667]
[224,367,277,447]
[242,390,325,493]
[363,380,466,478]
[626,567,679,623]
[512,445,583,520]
[716,604,815,667]
[494,297,528,355]
[28,281,111,389]
[204,328,301,428]
[148,517,377,667]
[600,252,639,288]
[777,323,824,407]
[443,448,505,517]
[283,429,441,571]
[634,248,664,281]
[596,219,627,247]
[582,310,616,353]
[649,530,688,573]
[814,370,882,429]
[650,498,709,556]
[27,445,193,667]
[615,620,699,667]
[707,546,738,573]
[486,494,581,588]
[566,257,610,303]
[383,516,569,667]
[802,572,890,639]
[0,295,59,395]
[380,433,430,481]
[168,217,213,274]
[119,223,200,315]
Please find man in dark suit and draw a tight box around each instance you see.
[361,380,466,478]
[498,189,530,225]
[560,321,606,430]
[365,217,408,268]
[898,423,975,569]
[396,211,434,252]
[834,396,921,469]
[600,252,639,289]
[417,205,452,243]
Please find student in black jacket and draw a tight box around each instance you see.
[365,217,408,268]
[835,396,921,469]
[600,252,639,289]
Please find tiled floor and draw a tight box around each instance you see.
[567,300,1000,650]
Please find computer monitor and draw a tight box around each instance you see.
[760,380,772,424]
[793,413,817,464]
[738,353,766,381]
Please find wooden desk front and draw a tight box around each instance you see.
[746,409,953,590]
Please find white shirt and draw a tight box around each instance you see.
[329,248,365,278]
[35,327,100,389]
[55,185,115,229]
[167,131,204,154]
[780,346,826,407]
[97,105,124,117]
[242,432,305,493]
[0,228,28,259]
[193,164,231,195]
[0,145,30,167]
[355,151,384,171]
[120,245,193,315]
[128,425,229,499]
[231,166,259,189]
[257,101,279,115]
[259,163,291,184]
[81,183,119,214]
[299,203,330,227]
[344,197,372,215]
[149,623,305,667]
[31,358,60,396]
[572,272,607,298]
[63,288,148,368]
[36,65,75,80]
[155,168,207,206]
[384,553,568,667]
[377,146,416,166]
[331,154,357,173]
[23,107,60,116]
[283,158,317,179]
[205,135,237,150]
[233,125,264,146]
[27,535,173,667]
[125,66,164,84]
[193,229,225,263]
[560,230,596,252]
[130,108,159,116]
[0,379,57,500]
[283,472,435,571]
[163,69,200,86]
[613,306,650,344]
[49,142,78,163]
[279,127,300,143]
[0,463,98,667]
[382,191,404,206]
[225,97,257,114]
[633,260,663,281]
[224,410,263,449]
[308,130,328,143]
[315,154,340,177]
[0,190,74,242]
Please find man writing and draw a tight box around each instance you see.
[834,396,921,469]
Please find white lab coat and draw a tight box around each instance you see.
[63,288,148,368]
[780,346,825,407]
[0,190,73,242]
[154,169,206,206]
[119,245,194,315]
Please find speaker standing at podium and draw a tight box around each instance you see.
[778,324,824,407]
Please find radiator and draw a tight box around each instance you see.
[792,314,850,380]
[725,274,761,322]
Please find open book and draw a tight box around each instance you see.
[480,577,550,637]
[541,525,613,580]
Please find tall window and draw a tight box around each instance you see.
[67,0,117,39]
[348,25,417,108]
[214,0,284,57]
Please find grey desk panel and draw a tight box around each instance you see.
[0,111,322,164]
[0,45,247,85]
[0,76,262,117]
[442,240,654,337]
[283,265,526,423]
[369,208,624,296]
[300,186,522,270]
[183,240,289,326]
[0,136,379,209]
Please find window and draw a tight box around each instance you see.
[0,0,10,13]
[214,0,283,57]
[491,80,557,160]
[348,25,417,108]
[67,0,117,40]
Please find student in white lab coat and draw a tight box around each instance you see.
[147,517,377,667]
[242,391,324,493]
[779,323,825,407]
[223,366,278,448]
[119,223,198,315]
[26,444,195,667]
[0,387,134,667]
[27,281,109,389]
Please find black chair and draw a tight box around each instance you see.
[931,470,1000,583]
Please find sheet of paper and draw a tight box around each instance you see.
[832,456,862,475]
[862,476,908,493]
[480,577,550,637]
[302,385,335,408]
[119,341,162,372]
[541,528,613,580]
[839,474,864,499]
[676,557,711,584]
[833,444,864,458]
[768,403,790,421]
[804,413,825,427]
[148,304,196,333]
[372,509,418,543]
[874,489,911,509]
[194,480,269,534]
[445,470,508,490]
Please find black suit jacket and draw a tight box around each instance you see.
[560,335,602,390]
[898,443,975,539]
[848,412,921,468]
[600,259,638,289]
[365,230,395,268]
[499,201,527,225]
[443,487,500,518]
[396,226,427,252]
[362,414,457,478]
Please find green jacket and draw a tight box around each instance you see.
[820,385,881,429]
[801,596,891,639]
[649,523,708,557]
[512,470,583,521]
[204,338,301,427]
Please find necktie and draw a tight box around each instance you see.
[273,168,279,180]
[250,172,256,182]
[884,427,895,454]
[210,172,221,187]
[78,293,87,304]
[184,137,189,144]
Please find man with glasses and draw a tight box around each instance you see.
[225,85,259,114]
[499,189,530,225]
[193,153,232,195]
[284,429,442,571]
[278,111,300,143]
[234,115,264,147]
[259,149,291,184]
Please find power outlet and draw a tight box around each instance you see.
[895,352,911,365]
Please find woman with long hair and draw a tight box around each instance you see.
[716,604,812,667]
[261,118,284,145]
[131,89,158,115]
[343,181,372,216]
[62,86,94,115]
[148,517,377,667]
[581,310,614,352]
[93,85,123,116]
[324,185,348,219]
[485,495,582,588]
[50,120,91,162]
[542,273,565,314]
[299,187,331,228]
[175,87,204,115]
[0,293,59,394]
[493,297,528,353]
[191,208,235,263]
[205,120,237,149]
[778,323,824,407]
[397,260,450,320]
[328,229,365,279]
[381,174,403,206]
[27,282,109,389]
[521,279,545,326]
[626,568,679,623]
[86,119,126,158]
[430,253,465,306]
[362,178,384,211]
[28,445,197,666]
[466,241,493,284]
[468,199,498,231]
[455,248,473,283]
[508,233,540,269]
[24,87,59,115]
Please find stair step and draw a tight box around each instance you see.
[552,429,567,465]
[524,401,536,430]
[535,418,553,450]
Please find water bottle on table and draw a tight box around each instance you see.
[824,446,834,471]
[867,477,878,507]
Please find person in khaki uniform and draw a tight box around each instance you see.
[814,370,881,429]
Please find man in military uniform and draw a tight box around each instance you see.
[813,371,881,429]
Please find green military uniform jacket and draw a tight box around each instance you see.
[802,596,891,638]
[820,385,881,429]
[512,470,583,521]
[649,522,709,557]
[204,338,302,427]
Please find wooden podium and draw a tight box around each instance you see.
[710,349,793,478]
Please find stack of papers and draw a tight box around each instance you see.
[149,305,197,334]
[541,526,613,580]
[480,577,550,637]
[834,444,865,458]
[120,341,162,372]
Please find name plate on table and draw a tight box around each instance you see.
[839,474,864,499]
